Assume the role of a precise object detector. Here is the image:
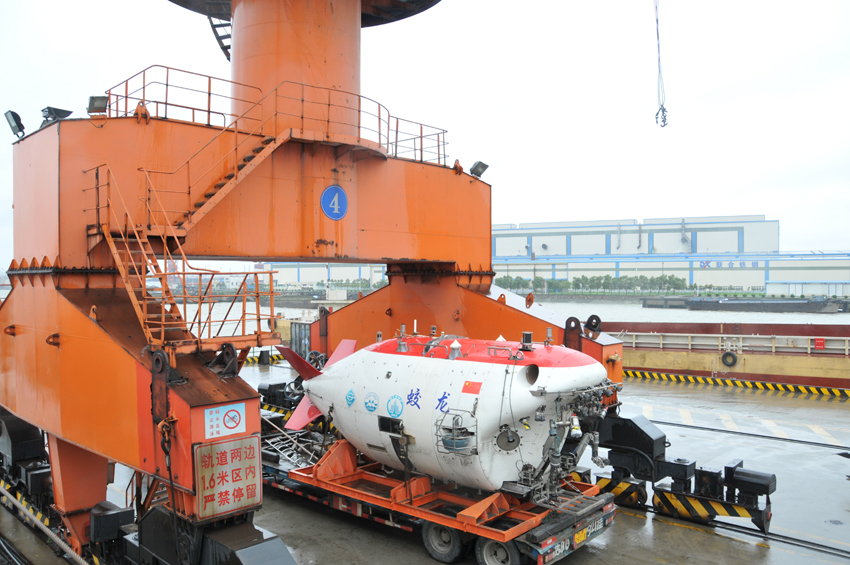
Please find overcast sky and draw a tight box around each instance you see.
[1,1,848,271]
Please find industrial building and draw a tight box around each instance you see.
[492,215,850,296]
[267,215,850,296]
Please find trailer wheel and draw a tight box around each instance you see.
[475,538,522,565]
[721,351,738,367]
[422,522,468,563]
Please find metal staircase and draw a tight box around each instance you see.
[103,228,187,346]
[85,165,280,355]
[177,131,291,230]
[208,16,232,61]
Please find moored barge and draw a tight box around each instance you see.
[609,321,850,391]
[685,297,841,313]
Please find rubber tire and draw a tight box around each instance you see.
[721,351,738,367]
[475,538,523,565]
[422,522,468,564]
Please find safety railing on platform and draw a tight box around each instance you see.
[83,164,280,353]
[103,67,449,226]
[105,65,263,127]
[620,331,850,356]
[388,116,448,165]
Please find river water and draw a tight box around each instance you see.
[537,300,850,326]
[2,291,845,335]
[191,298,849,345]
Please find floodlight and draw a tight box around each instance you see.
[40,107,73,128]
[470,161,489,177]
[87,96,109,115]
[5,111,24,138]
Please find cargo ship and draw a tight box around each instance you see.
[684,296,841,313]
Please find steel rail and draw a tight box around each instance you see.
[709,520,850,560]
[636,506,850,560]
[0,534,27,565]
[649,419,849,450]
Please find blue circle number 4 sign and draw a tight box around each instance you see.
[320,185,348,220]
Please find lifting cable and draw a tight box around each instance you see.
[654,0,668,127]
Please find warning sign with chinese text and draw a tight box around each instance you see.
[194,435,262,520]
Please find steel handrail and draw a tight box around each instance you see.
[86,164,278,348]
[622,330,850,356]
[141,78,390,176]
[144,171,277,343]
[121,70,449,222]
[106,65,262,121]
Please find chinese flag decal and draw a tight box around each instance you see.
[461,381,482,394]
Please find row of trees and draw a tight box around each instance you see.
[315,278,388,290]
[494,274,689,294]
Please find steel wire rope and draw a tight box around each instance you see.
[654,0,668,127]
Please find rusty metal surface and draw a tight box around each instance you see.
[60,288,259,407]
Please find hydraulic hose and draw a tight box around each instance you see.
[0,482,90,565]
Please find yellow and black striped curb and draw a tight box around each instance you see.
[623,369,850,397]
[260,405,338,433]
[596,476,647,507]
[0,480,50,526]
[244,353,285,366]
[261,405,293,417]
[652,490,759,521]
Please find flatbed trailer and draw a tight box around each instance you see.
[262,439,616,565]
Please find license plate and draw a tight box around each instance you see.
[573,528,587,545]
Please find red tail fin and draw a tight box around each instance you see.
[276,347,322,380]
[284,396,323,431]
[325,339,357,368]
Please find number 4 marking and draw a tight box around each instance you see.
[329,192,340,214]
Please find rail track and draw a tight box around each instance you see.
[0,532,33,565]
[639,420,850,560]
[633,505,850,560]
[650,419,849,450]
[710,520,850,561]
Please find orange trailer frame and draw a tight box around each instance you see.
[288,439,604,543]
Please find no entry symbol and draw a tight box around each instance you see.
[223,409,241,430]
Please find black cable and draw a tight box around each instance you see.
[161,431,182,563]
[654,0,668,127]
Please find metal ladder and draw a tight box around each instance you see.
[262,415,325,469]
[205,1,232,61]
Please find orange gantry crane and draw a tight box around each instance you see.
[1,1,623,563]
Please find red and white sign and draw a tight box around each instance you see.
[195,435,262,520]
[204,402,246,439]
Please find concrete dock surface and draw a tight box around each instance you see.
[1,364,846,564]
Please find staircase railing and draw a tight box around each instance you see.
[85,164,280,354]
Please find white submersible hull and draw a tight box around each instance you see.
[288,336,616,492]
